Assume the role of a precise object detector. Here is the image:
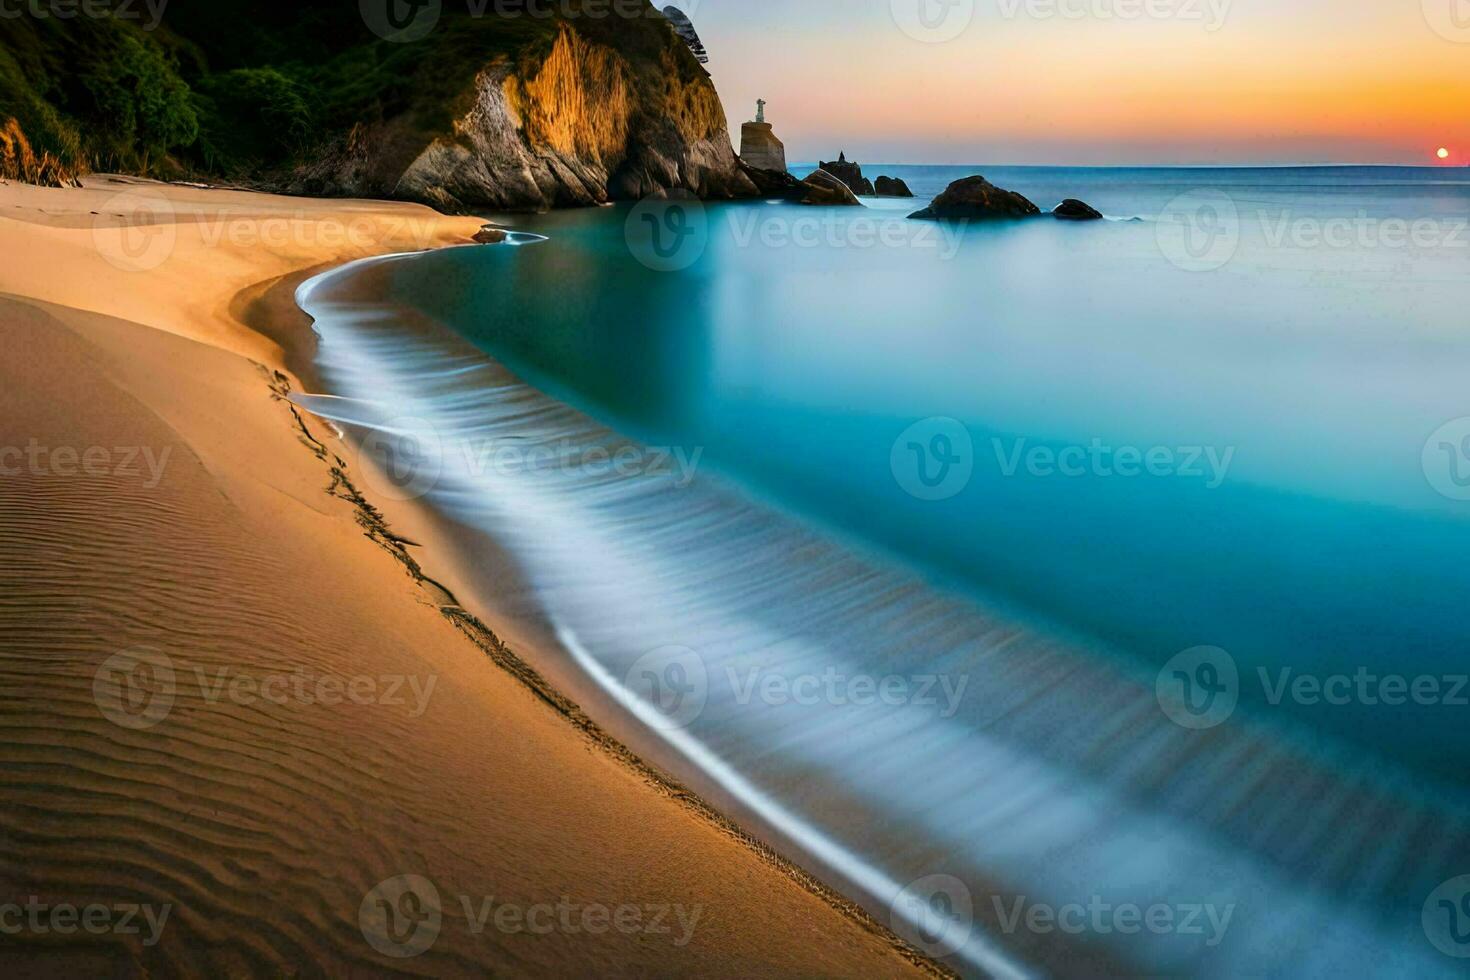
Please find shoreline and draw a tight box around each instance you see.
[0,176,948,977]
[292,199,1470,980]
[276,250,959,978]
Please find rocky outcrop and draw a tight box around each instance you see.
[1053,198,1103,220]
[798,169,863,206]
[658,5,709,64]
[818,153,873,196]
[874,175,914,198]
[293,23,756,212]
[740,121,787,173]
[741,161,801,198]
[909,175,1041,220]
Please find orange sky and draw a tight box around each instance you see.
[680,0,1470,164]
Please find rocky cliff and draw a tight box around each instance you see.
[0,2,757,211]
[295,22,755,211]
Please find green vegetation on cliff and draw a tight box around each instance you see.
[0,0,705,187]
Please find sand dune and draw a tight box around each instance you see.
[0,178,942,977]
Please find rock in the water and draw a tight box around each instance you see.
[472,226,508,244]
[908,175,1041,220]
[874,175,914,198]
[798,169,863,206]
[1053,198,1103,220]
[741,162,802,198]
[817,152,874,196]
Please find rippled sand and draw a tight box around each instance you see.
[0,179,940,977]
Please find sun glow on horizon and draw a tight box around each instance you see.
[694,1,1470,165]
[1438,147,1451,160]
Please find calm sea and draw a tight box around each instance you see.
[297,166,1470,978]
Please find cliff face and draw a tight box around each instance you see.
[294,21,755,212]
[1,2,755,211]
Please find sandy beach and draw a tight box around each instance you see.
[0,176,944,977]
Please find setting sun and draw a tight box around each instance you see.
[1437,147,1451,159]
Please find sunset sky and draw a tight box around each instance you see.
[676,0,1470,165]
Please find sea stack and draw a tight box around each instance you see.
[818,152,874,196]
[740,99,788,173]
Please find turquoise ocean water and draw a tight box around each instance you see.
[297,166,1470,977]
